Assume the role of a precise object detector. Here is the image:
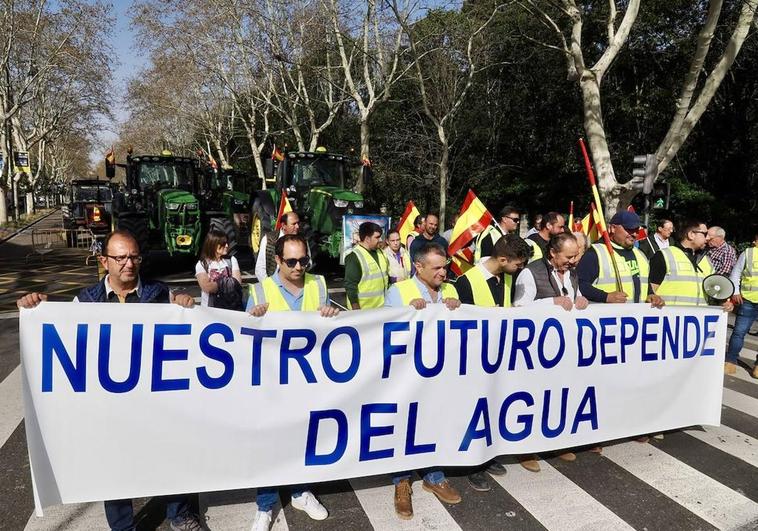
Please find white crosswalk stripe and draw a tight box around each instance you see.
[2,342,757,530]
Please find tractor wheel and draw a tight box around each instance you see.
[116,216,149,255]
[209,217,238,257]
[250,199,272,260]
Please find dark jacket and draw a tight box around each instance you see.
[525,258,579,301]
[78,277,171,303]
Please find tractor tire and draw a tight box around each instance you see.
[250,199,272,260]
[116,216,149,255]
[209,217,238,256]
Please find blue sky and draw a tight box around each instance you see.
[95,0,146,156]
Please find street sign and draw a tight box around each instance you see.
[0,153,4,173]
[13,151,30,174]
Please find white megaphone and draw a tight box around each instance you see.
[702,274,735,301]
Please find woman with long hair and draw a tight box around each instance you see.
[195,229,242,307]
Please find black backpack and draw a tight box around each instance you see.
[205,258,244,311]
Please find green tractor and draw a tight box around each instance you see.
[250,149,367,260]
[106,150,202,258]
[195,165,248,256]
[203,166,256,252]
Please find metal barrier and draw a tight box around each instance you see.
[24,228,100,262]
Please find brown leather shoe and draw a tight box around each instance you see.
[589,446,603,454]
[394,479,413,520]
[422,480,461,504]
[519,455,541,472]
[635,435,650,443]
[558,451,576,462]
[724,362,737,375]
[753,366,758,379]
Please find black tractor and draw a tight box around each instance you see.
[61,179,113,246]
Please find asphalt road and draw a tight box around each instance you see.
[1,214,757,530]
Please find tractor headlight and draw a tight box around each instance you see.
[333,199,349,208]
[354,201,364,209]
[186,203,198,210]
[234,199,245,206]
[167,203,180,210]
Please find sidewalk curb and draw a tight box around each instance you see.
[0,208,60,245]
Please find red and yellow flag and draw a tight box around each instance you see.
[105,146,115,166]
[448,189,494,256]
[450,246,475,277]
[274,189,293,231]
[575,204,600,243]
[396,201,420,247]
[272,144,284,162]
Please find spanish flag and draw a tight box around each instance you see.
[274,189,293,231]
[105,146,115,166]
[450,246,475,277]
[272,144,285,162]
[448,189,494,256]
[395,201,420,247]
[576,205,600,243]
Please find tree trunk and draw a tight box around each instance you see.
[354,117,370,194]
[0,188,7,223]
[437,124,448,230]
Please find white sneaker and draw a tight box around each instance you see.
[291,490,328,520]
[250,510,272,531]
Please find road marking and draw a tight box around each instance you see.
[722,387,758,417]
[201,490,289,531]
[683,424,758,468]
[491,461,633,531]
[24,502,105,530]
[602,441,758,529]
[0,366,24,448]
[349,475,461,531]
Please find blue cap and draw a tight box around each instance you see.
[609,211,641,230]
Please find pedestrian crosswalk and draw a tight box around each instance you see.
[4,350,758,530]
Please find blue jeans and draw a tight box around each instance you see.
[726,299,758,363]
[256,486,306,512]
[392,469,445,485]
[104,496,190,531]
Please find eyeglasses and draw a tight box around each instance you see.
[692,231,708,236]
[506,216,520,223]
[282,256,310,268]
[104,254,143,265]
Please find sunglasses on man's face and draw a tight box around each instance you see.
[282,256,310,268]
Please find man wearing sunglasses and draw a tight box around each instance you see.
[255,211,303,281]
[245,233,334,530]
[649,220,733,325]
[474,205,522,262]
[17,230,201,531]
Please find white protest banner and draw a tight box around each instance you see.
[20,302,726,515]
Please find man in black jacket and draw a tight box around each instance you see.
[17,230,201,531]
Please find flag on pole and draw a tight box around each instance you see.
[395,201,420,248]
[272,144,284,162]
[448,189,494,256]
[105,146,115,166]
[274,190,293,231]
[576,205,600,242]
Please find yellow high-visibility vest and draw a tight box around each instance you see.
[591,243,649,302]
[474,225,503,262]
[348,244,389,309]
[655,246,713,306]
[526,238,543,263]
[740,247,758,303]
[395,277,459,305]
[248,273,327,311]
[462,264,512,307]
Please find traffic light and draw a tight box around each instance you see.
[633,154,658,195]
[652,182,670,210]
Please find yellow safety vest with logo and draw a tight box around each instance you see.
[395,277,459,305]
[462,264,512,307]
[740,247,758,303]
[248,273,327,311]
[349,244,389,309]
[655,246,714,306]
[474,225,504,262]
[526,238,543,263]
[591,243,649,302]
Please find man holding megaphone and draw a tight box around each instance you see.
[725,231,758,377]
